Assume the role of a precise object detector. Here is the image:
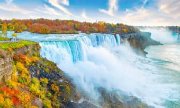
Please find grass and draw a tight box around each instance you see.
[0,37,10,41]
[0,40,37,50]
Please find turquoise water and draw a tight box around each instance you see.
[14,30,180,108]
[145,44,180,108]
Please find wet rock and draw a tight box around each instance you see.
[65,101,98,108]
[121,32,161,56]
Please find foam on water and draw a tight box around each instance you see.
[39,33,180,108]
[14,31,180,108]
[140,28,177,44]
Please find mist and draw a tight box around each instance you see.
[140,28,177,44]
[39,34,179,107]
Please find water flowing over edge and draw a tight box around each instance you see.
[39,32,180,108]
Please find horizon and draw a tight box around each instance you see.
[1,18,180,27]
[0,0,179,26]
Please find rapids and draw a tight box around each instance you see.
[13,29,180,108]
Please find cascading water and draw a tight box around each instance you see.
[15,31,180,108]
[38,33,180,108]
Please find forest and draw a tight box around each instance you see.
[0,19,139,34]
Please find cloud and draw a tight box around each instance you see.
[158,0,180,19]
[47,0,72,16]
[61,0,69,6]
[0,0,179,26]
[0,1,32,14]
[5,0,13,4]
[117,0,180,26]
[81,10,88,19]
[99,0,118,16]
[35,5,62,16]
[141,0,148,8]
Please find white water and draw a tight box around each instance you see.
[38,33,179,107]
[140,28,177,44]
[15,30,180,108]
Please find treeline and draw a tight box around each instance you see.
[168,26,180,33]
[0,19,139,34]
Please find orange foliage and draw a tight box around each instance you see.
[13,54,39,65]
[3,19,139,34]
[0,94,4,104]
[18,92,31,105]
[0,86,20,106]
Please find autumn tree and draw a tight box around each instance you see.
[2,23,7,37]
[12,33,17,41]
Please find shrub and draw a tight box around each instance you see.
[43,98,52,108]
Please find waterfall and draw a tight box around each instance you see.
[39,33,179,108]
[40,33,120,63]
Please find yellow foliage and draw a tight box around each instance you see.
[30,78,41,96]
[12,33,17,37]
[30,56,39,62]
[3,98,13,108]
[30,84,41,96]
[40,78,48,86]
[11,65,18,81]
[31,106,38,108]
[6,80,19,89]
[18,92,31,105]
[43,98,52,108]
[16,62,28,74]
[51,84,59,93]
[0,94,4,104]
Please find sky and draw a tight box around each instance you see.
[0,0,179,26]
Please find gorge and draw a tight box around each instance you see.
[9,27,179,108]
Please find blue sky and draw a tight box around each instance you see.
[0,0,179,26]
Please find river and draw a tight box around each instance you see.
[11,28,180,108]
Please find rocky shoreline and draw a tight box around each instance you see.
[120,32,161,56]
[0,31,160,108]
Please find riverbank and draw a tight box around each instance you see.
[120,32,161,56]
[0,40,81,107]
[0,31,161,107]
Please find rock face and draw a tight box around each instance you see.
[120,32,161,56]
[0,43,40,81]
[0,50,13,81]
[13,43,40,57]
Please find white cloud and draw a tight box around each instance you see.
[35,5,62,16]
[0,0,179,26]
[61,0,69,6]
[141,0,148,8]
[81,11,88,19]
[5,0,13,4]
[80,10,95,22]
[48,0,72,16]
[99,0,118,16]
[97,0,180,26]
[0,1,32,14]
[158,0,180,19]
[117,0,180,26]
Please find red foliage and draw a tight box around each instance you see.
[12,96,20,106]
[3,19,139,34]
[0,86,20,105]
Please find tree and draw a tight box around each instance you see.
[0,19,2,30]
[8,23,14,31]
[2,23,7,37]
[12,33,17,42]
